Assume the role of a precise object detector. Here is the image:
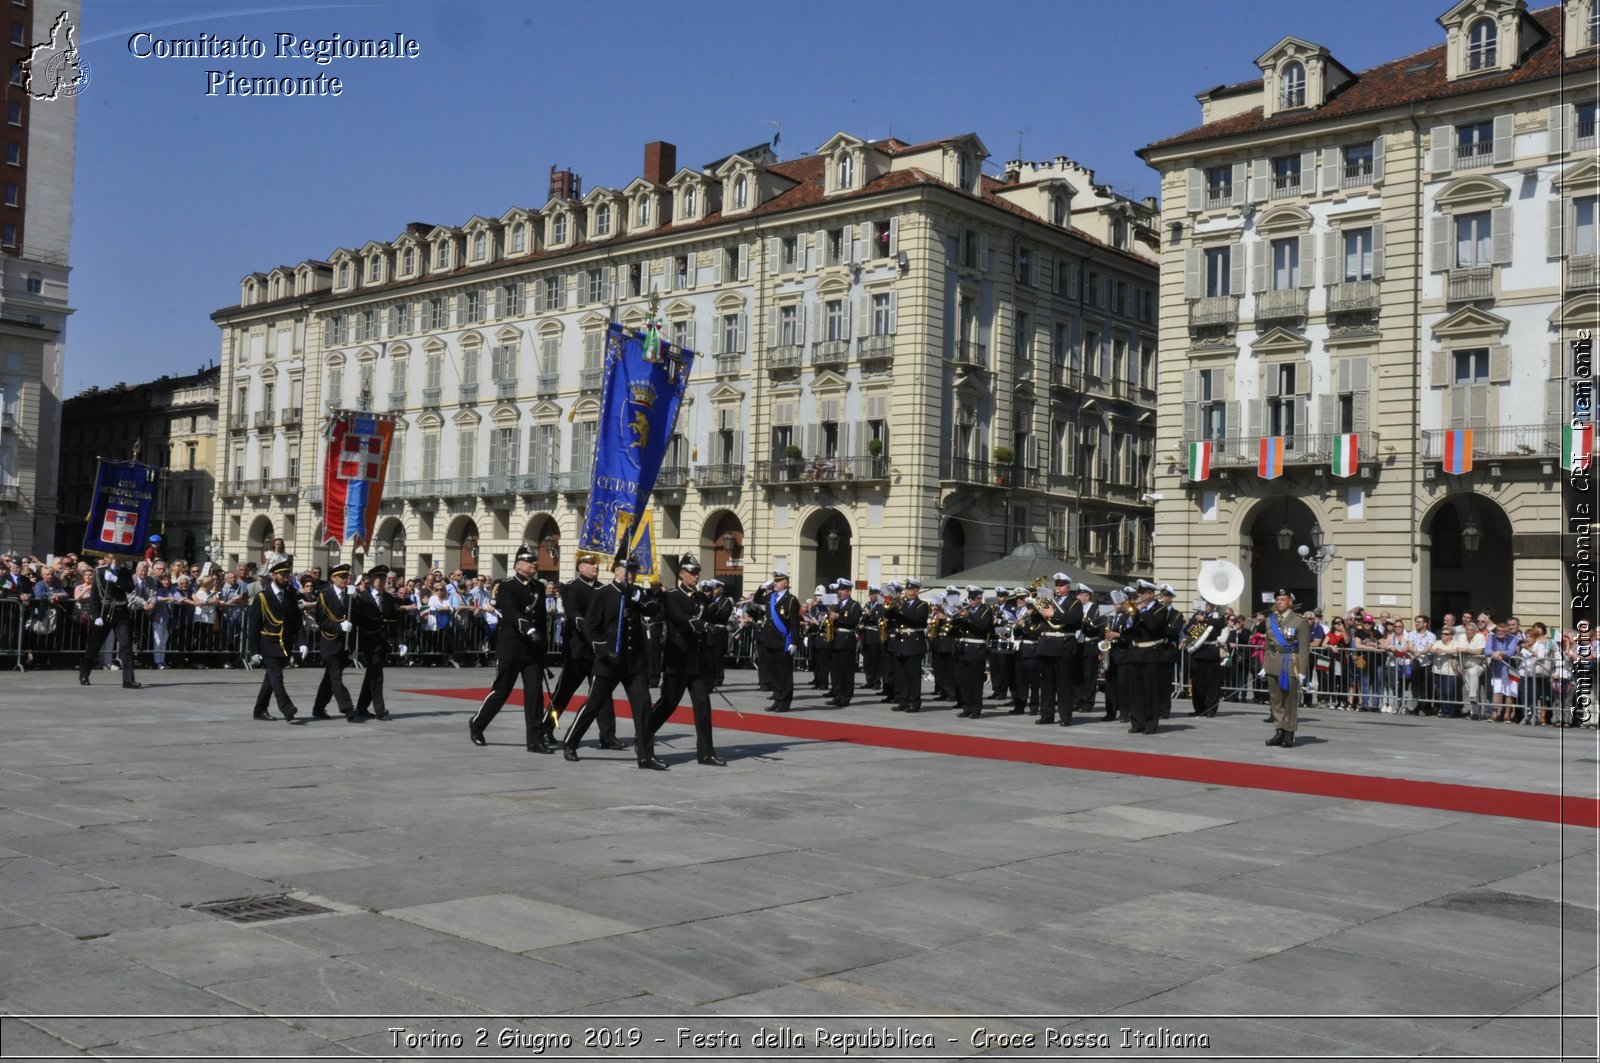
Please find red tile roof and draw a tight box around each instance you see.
[1140,4,1589,156]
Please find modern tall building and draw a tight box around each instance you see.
[1140,0,1595,621]
[212,133,1160,592]
[0,0,79,555]
[57,366,220,559]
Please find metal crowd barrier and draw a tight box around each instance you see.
[2,597,252,670]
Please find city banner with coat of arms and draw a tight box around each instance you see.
[82,459,160,557]
[322,411,396,547]
[578,313,695,561]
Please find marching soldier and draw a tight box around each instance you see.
[1071,584,1102,719]
[548,551,626,752]
[886,578,930,712]
[646,555,724,765]
[352,564,403,720]
[244,558,300,719]
[78,561,141,690]
[829,579,863,707]
[1104,585,1136,722]
[702,578,734,690]
[950,585,995,718]
[1188,604,1229,718]
[1262,588,1312,748]
[309,563,358,721]
[859,586,884,692]
[566,554,664,767]
[468,545,551,752]
[758,571,800,712]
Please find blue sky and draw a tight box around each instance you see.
[68,0,1450,394]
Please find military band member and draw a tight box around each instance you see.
[886,579,930,712]
[1011,596,1041,715]
[702,578,734,689]
[1121,579,1168,735]
[1071,584,1102,718]
[352,564,403,720]
[1158,585,1185,720]
[758,571,800,712]
[79,562,141,690]
[1188,605,1229,718]
[829,579,862,707]
[986,587,1015,702]
[469,545,551,751]
[548,551,625,750]
[647,555,724,765]
[860,586,885,692]
[750,579,775,693]
[806,585,831,691]
[566,555,664,767]
[245,558,300,719]
[1263,588,1312,748]
[1103,585,1135,722]
[308,564,358,720]
[951,585,995,718]
[877,582,901,704]
[1033,573,1073,725]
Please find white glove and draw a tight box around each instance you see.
[787,644,796,654]
[1299,674,1308,685]
[339,620,352,633]
[249,654,262,665]
[1257,669,1267,679]
[93,617,104,627]
[298,645,308,660]
[396,643,407,657]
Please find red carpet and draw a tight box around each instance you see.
[413,688,1600,830]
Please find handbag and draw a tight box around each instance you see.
[28,609,59,636]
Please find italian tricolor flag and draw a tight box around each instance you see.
[1331,434,1358,478]
[1187,441,1212,482]
[1563,423,1594,472]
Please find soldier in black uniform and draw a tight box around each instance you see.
[1033,575,1073,725]
[806,586,831,691]
[859,586,884,691]
[1103,586,1136,722]
[309,563,358,721]
[987,587,1017,703]
[886,578,930,712]
[245,559,300,719]
[1157,586,1185,720]
[877,583,900,704]
[929,585,957,700]
[646,555,724,765]
[701,578,734,690]
[829,579,862,707]
[566,554,665,768]
[750,579,774,692]
[758,571,800,712]
[1071,584,1103,719]
[1188,605,1229,718]
[950,585,995,718]
[79,561,141,689]
[1011,597,1041,714]
[469,545,551,751]
[352,564,403,720]
[548,551,625,750]
[1121,580,1167,735]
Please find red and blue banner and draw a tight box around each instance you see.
[1257,436,1284,480]
[578,322,696,558]
[1441,428,1474,475]
[322,412,396,548]
[83,459,159,556]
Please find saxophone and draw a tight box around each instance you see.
[877,595,892,641]
[823,608,836,643]
[927,610,948,640]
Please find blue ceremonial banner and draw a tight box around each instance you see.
[83,459,160,557]
[578,321,695,557]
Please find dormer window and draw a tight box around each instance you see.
[683,186,697,218]
[337,262,350,288]
[732,175,748,209]
[1467,17,1497,71]
[637,197,651,227]
[1279,61,1305,108]
[472,231,487,260]
[1051,192,1069,226]
[595,203,611,236]
[552,213,568,244]
[402,247,416,275]
[836,154,855,190]
[366,256,383,283]
[434,242,451,269]
[511,224,526,253]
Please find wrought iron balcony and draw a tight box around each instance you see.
[535,373,559,396]
[1255,288,1308,322]
[495,379,518,400]
[769,345,803,371]
[953,340,987,367]
[0,483,21,504]
[755,456,888,485]
[655,466,691,490]
[280,408,302,426]
[252,411,274,429]
[388,391,407,409]
[421,386,442,407]
[939,457,1013,487]
[1327,279,1381,313]
[859,334,894,362]
[1567,254,1599,292]
[694,463,744,487]
[1419,423,1564,462]
[578,367,603,391]
[1189,295,1239,328]
[714,353,743,376]
[812,339,850,368]
[1446,265,1493,302]
[268,478,297,495]
[1050,362,1082,392]
[305,485,323,505]
[457,384,479,404]
[518,472,568,494]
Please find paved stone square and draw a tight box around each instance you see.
[0,665,1594,1060]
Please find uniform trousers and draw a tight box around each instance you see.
[312,651,356,717]
[829,639,857,704]
[80,618,135,686]
[649,673,714,759]
[767,645,794,710]
[954,644,987,714]
[252,655,296,716]
[1072,648,1100,715]
[471,659,546,745]
[550,657,616,742]
[989,649,1014,699]
[810,640,831,688]
[1129,658,1162,733]
[1191,656,1223,716]
[1014,651,1040,712]
[1268,673,1301,733]
[890,646,922,710]
[354,644,388,716]
[1035,642,1073,723]
[860,638,882,688]
[565,668,653,758]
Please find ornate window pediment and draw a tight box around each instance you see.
[1251,326,1313,355]
[1432,304,1510,339]
[1435,174,1511,208]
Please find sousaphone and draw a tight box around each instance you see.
[1196,559,1245,607]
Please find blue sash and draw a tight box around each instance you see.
[1268,612,1298,691]
[769,593,791,649]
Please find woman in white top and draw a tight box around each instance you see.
[1431,625,1465,717]
[1457,619,1489,720]
[1523,623,1559,725]
[189,573,218,662]
[1381,621,1409,714]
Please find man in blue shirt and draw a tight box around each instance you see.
[1484,620,1523,722]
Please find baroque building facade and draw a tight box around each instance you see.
[212,133,1159,593]
[57,366,220,559]
[1140,0,1596,621]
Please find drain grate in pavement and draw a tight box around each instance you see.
[195,895,332,923]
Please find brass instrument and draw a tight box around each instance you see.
[927,610,949,639]
[1020,575,1053,615]
[823,608,836,643]
[1181,616,1213,654]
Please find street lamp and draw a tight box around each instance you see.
[1296,523,1337,610]
[1460,520,1482,554]
[824,527,841,552]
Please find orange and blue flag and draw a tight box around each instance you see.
[1441,429,1473,475]
[1257,436,1284,480]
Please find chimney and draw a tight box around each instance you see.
[643,140,677,186]
[548,165,580,202]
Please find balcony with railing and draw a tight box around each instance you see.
[563,470,592,495]
[694,463,745,488]
[1050,362,1082,392]
[1255,287,1308,322]
[755,455,889,485]
[859,334,894,364]
[280,408,302,426]
[244,477,270,496]
[495,379,518,400]
[1419,423,1566,462]
[1185,431,1383,470]
[1268,174,1302,200]
[518,472,570,495]
[939,457,1012,487]
[305,485,323,505]
[769,345,803,372]
[535,373,559,396]
[1327,279,1381,314]
[714,353,743,376]
[812,339,850,368]
[953,339,987,368]
[440,477,493,498]
[252,411,274,429]
[387,390,407,409]
[1204,185,1232,210]
[228,413,247,432]
[1566,254,1599,291]
[0,410,13,431]
[1454,142,1494,170]
[656,466,690,490]
[579,367,603,391]
[421,386,442,407]
[267,478,297,495]
[1342,163,1375,189]
[1189,295,1239,329]
[458,384,479,405]
[0,483,21,504]
[1446,265,1494,302]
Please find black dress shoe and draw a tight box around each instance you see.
[562,747,579,761]
[764,705,776,712]
[78,675,90,686]
[598,737,630,751]
[1008,707,1025,714]
[905,706,919,713]
[528,740,554,754]
[637,756,668,770]
[1144,728,1159,735]
[1035,717,1054,725]
[1265,729,1286,747]
[891,704,905,711]
[1128,725,1142,733]
[469,723,487,747]
[311,710,332,719]
[697,754,727,766]
[123,682,143,689]
[1102,713,1117,721]
[774,705,789,712]
[374,711,390,720]
[1280,731,1296,748]
[253,712,277,721]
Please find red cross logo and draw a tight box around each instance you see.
[338,431,383,482]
